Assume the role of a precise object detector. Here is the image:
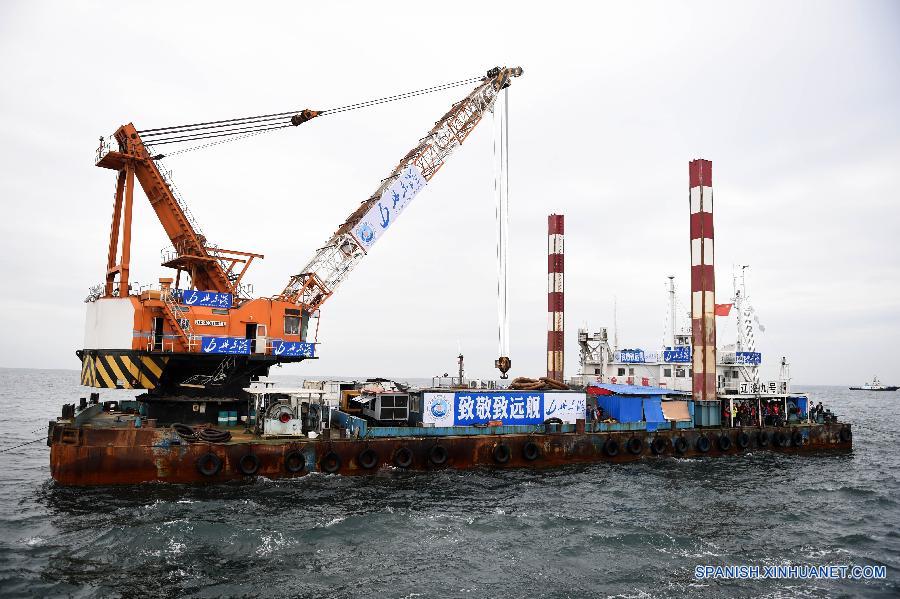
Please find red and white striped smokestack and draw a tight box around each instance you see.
[547,214,564,382]
[689,159,716,402]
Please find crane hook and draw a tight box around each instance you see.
[495,356,511,379]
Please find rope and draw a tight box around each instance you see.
[0,436,46,453]
[494,87,510,360]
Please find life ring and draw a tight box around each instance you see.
[650,436,667,455]
[196,452,221,476]
[696,435,710,453]
[492,443,511,463]
[757,431,770,447]
[284,450,306,473]
[358,448,378,469]
[522,441,540,461]
[626,437,644,455]
[238,453,260,476]
[393,447,413,468]
[673,436,688,454]
[604,438,620,457]
[320,451,342,473]
[791,431,803,447]
[773,431,788,448]
[428,445,448,465]
[839,427,852,443]
[736,431,750,449]
[717,434,732,452]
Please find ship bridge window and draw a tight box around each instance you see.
[284,315,301,335]
[628,367,635,375]
[664,368,672,378]
[675,368,686,378]
[732,370,740,379]
[617,367,626,376]
[594,368,602,374]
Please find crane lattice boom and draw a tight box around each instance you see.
[278,66,523,311]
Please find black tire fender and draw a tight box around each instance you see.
[757,431,770,448]
[358,448,378,469]
[604,438,620,457]
[237,453,260,476]
[393,447,413,468]
[428,445,448,465]
[626,437,644,455]
[839,427,852,443]
[736,431,750,449]
[696,435,711,453]
[673,436,688,454]
[791,431,803,447]
[492,443,511,464]
[197,452,221,476]
[285,450,306,473]
[522,441,540,461]
[650,436,667,455]
[717,434,732,452]
[320,451,342,474]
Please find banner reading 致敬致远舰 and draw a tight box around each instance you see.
[422,392,586,427]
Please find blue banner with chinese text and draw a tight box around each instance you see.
[663,346,691,363]
[179,290,233,309]
[200,336,250,354]
[271,340,315,358]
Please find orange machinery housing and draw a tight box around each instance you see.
[80,124,315,395]
[80,67,525,396]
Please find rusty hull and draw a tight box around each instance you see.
[48,422,852,486]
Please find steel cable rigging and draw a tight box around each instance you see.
[136,76,481,156]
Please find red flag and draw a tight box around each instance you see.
[715,303,733,316]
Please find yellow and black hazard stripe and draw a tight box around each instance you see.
[79,351,168,389]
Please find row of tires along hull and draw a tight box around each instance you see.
[192,426,853,480]
[49,425,852,485]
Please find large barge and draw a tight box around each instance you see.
[47,67,851,486]
[48,371,852,486]
[48,391,851,486]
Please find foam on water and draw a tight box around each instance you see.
[0,369,897,597]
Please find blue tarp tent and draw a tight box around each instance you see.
[589,383,690,425]
[596,395,643,423]
[642,396,666,431]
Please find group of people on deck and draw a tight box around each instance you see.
[722,401,759,426]
[723,398,829,426]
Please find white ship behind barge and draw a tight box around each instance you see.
[573,270,806,414]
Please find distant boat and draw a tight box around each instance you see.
[849,376,898,391]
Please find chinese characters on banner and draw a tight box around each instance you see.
[739,381,786,395]
[352,165,427,250]
[422,392,586,427]
[735,351,762,366]
[179,290,233,309]
[200,336,250,355]
[663,346,692,363]
[271,340,315,358]
[616,349,646,364]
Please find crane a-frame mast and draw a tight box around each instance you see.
[278,66,523,312]
[96,125,262,299]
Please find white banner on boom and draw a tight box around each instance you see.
[352,164,427,251]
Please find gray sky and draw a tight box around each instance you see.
[1,1,898,385]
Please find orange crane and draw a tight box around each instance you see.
[80,66,523,395]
